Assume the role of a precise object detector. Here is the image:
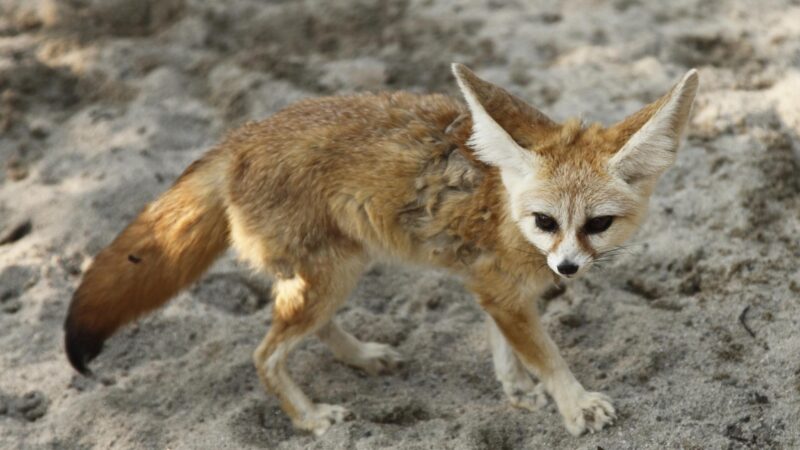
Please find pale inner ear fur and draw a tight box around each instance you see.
[608,69,699,184]
[451,64,538,178]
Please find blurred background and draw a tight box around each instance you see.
[1,0,798,448]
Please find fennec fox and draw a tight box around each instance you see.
[65,64,698,436]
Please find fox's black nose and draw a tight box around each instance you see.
[557,261,579,275]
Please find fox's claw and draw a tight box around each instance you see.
[562,391,616,436]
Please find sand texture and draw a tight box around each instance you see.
[1,0,799,448]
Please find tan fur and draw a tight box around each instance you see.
[65,65,697,437]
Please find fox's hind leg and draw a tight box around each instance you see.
[252,252,365,436]
[488,317,547,411]
[317,320,403,375]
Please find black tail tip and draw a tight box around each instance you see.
[64,318,105,376]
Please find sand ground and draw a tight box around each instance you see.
[1,0,799,448]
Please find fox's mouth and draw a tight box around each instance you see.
[554,271,578,280]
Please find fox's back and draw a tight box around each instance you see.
[222,92,491,263]
[224,92,465,176]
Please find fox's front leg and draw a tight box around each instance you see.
[478,292,615,435]
[488,317,547,411]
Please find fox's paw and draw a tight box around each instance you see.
[296,404,354,436]
[350,342,404,375]
[505,381,548,412]
[561,391,616,436]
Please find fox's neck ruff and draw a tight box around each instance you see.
[400,109,551,280]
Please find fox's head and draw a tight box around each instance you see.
[453,64,698,279]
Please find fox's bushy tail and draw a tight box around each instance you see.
[64,149,230,374]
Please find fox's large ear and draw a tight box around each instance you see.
[608,69,699,185]
[452,63,554,175]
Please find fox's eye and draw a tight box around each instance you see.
[584,216,614,234]
[533,213,558,232]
